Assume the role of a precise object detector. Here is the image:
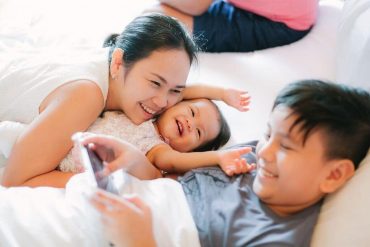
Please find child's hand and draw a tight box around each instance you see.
[222,88,250,112]
[218,147,256,176]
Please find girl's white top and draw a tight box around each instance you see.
[0,47,109,123]
[59,111,164,172]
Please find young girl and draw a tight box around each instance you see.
[149,0,318,52]
[1,95,254,181]
[0,13,198,187]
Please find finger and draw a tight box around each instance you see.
[240,99,251,106]
[237,147,252,155]
[249,163,257,171]
[234,160,243,174]
[124,194,150,213]
[240,94,250,100]
[239,106,249,112]
[225,167,234,176]
[239,159,249,173]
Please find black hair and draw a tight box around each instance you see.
[273,79,370,169]
[103,13,198,69]
[194,100,231,152]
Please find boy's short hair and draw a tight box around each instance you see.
[273,79,370,168]
[194,100,231,152]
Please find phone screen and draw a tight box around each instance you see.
[84,145,118,194]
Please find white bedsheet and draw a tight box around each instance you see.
[0,172,200,247]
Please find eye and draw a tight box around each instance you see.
[170,89,182,94]
[190,107,195,117]
[150,80,160,87]
[280,143,292,150]
[197,129,201,139]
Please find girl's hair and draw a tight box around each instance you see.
[194,101,231,152]
[103,13,198,69]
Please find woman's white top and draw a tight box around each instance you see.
[59,111,164,172]
[0,47,109,123]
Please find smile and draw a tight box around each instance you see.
[176,120,184,136]
[140,103,156,115]
[258,167,278,178]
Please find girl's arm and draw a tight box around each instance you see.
[182,84,250,112]
[1,80,105,188]
[147,144,255,176]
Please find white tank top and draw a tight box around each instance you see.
[0,47,109,123]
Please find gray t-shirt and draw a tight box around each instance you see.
[178,144,321,247]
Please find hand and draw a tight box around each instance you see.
[90,190,156,247]
[222,88,250,112]
[77,132,149,176]
[217,147,256,176]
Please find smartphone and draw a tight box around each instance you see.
[79,143,118,194]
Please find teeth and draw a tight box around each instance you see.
[260,168,277,178]
[177,120,183,135]
[140,103,156,115]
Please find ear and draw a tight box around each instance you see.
[320,159,355,194]
[110,48,125,80]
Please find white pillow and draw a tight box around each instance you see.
[335,0,370,91]
[311,148,370,247]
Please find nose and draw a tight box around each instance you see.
[257,139,276,163]
[152,93,168,109]
[186,118,194,132]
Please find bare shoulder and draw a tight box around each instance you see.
[40,79,105,114]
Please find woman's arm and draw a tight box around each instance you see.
[1,80,104,188]
[182,84,250,112]
[148,144,254,175]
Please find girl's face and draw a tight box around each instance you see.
[118,49,191,125]
[156,99,221,152]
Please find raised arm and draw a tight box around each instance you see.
[183,84,251,111]
[1,81,104,188]
[148,144,255,176]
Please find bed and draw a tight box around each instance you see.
[0,0,370,246]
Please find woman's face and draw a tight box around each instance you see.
[118,49,191,125]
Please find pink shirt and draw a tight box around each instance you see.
[228,0,318,30]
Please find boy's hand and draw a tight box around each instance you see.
[217,147,256,176]
[222,88,250,112]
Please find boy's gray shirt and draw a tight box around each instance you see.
[179,164,321,247]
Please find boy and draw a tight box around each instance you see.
[89,79,370,246]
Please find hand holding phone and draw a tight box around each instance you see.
[73,133,118,194]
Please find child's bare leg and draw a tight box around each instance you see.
[145,0,212,33]
[158,0,212,15]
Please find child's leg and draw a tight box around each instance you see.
[193,1,311,52]
[0,121,26,158]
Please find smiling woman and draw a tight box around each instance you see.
[0,13,198,188]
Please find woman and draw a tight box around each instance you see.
[0,13,197,187]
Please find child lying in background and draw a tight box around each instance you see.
[0,86,255,182]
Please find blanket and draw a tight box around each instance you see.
[0,172,200,246]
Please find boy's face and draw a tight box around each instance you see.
[254,105,332,215]
[156,99,221,152]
